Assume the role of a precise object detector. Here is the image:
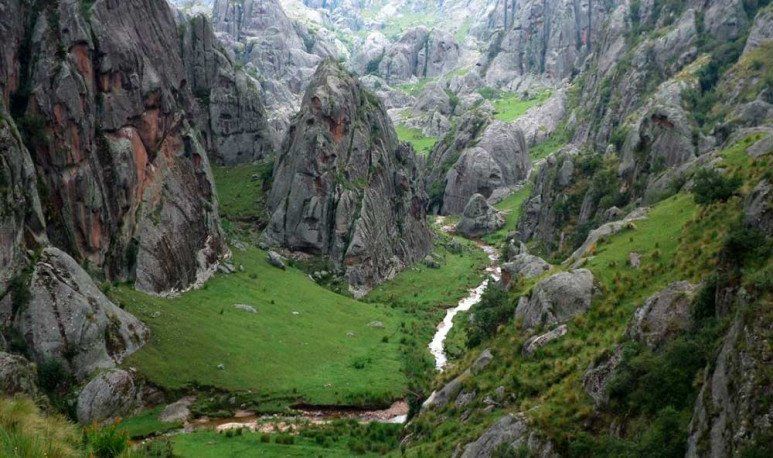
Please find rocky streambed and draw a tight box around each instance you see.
[429,239,501,371]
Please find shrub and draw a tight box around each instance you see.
[721,225,766,265]
[37,358,70,393]
[466,285,514,347]
[84,422,129,458]
[691,168,741,205]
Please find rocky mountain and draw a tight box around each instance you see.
[263,59,432,296]
[0,0,276,424]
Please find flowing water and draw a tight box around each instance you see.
[428,242,501,371]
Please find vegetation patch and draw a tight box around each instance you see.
[492,90,552,123]
[112,246,409,410]
[395,124,437,156]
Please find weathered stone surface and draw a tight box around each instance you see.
[212,0,339,131]
[0,103,46,292]
[460,413,557,458]
[76,369,140,424]
[583,346,623,407]
[263,60,432,294]
[266,251,287,270]
[687,308,772,457]
[455,194,505,238]
[512,89,567,146]
[180,14,277,165]
[515,269,594,330]
[378,27,459,83]
[9,0,229,295]
[501,254,551,290]
[744,179,772,236]
[743,6,773,54]
[629,281,698,350]
[522,325,568,356]
[17,247,148,381]
[0,352,39,397]
[159,396,195,423]
[423,348,493,411]
[443,122,530,214]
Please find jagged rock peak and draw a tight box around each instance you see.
[263,59,432,296]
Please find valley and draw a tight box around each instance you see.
[0,0,770,457]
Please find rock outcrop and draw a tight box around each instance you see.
[377,27,459,83]
[514,269,594,330]
[442,121,530,214]
[455,194,505,238]
[522,324,568,356]
[460,413,557,458]
[5,0,230,295]
[180,14,277,165]
[686,309,772,457]
[566,207,650,267]
[263,60,432,294]
[212,0,339,131]
[15,248,148,381]
[501,251,551,290]
[76,369,140,424]
[582,346,623,407]
[628,281,698,350]
[0,352,39,397]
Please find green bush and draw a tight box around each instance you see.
[37,358,69,393]
[691,168,741,205]
[466,286,514,348]
[84,422,129,458]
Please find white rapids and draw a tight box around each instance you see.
[428,243,501,371]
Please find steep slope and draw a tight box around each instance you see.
[263,59,432,296]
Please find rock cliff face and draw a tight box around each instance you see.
[212,0,339,132]
[377,27,460,83]
[263,60,432,295]
[5,0,236,295]
[180,14,277,165]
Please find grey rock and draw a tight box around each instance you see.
[460,413,557,458]
[443,122,530,214]
[687,306,771,457]
[423,375,464,411]
[743,6,773,54]
[746,134,773,159]
[233,304,257,313]
[76,369,140,424]
[0,352,39,397]
[513,89,568,146]
[159,396,195,423]
[266,251,287,270]
[522,325,568,356]
[471,348,494,374]
[17,247,148,381]
[378,27,459,83]
[367,321,385,329]
[628,252,642,269]
[744,179,772,236]
[455,194,505,238]
[501,254,551,290]
[629,281,698,350]
[263,60,432,293]
[455,390,477,408]
[515,269,594,330]
[583,346,623,407]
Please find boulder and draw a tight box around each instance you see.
[501,254,551,290]
[744,179,772,236]
[522,325,568,356]
[455,194,506,238]
[76,369,140,424]
[262,60,432,294]
[16,248,148,381]
[582,346,623,407]
[629,281,698,350]
[423,349,493,411]
[0,352,39,397]
[515,269,594,330]
[266,251,287,270]
[159,396,195,424]
[460,413,557,458]
[442,122,530,214]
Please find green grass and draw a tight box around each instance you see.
[398,77,436,97]
[529,126,571,162]
[171,431,352,457]
[0,396,84,457]
[444,311,469,361]
[111,246,408,410]
[481,184,533,246]
[492,91,552,123]
[212,163,269,222]
[366,234,488,311]
[117,406,181,439]
[395,125,437,156]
